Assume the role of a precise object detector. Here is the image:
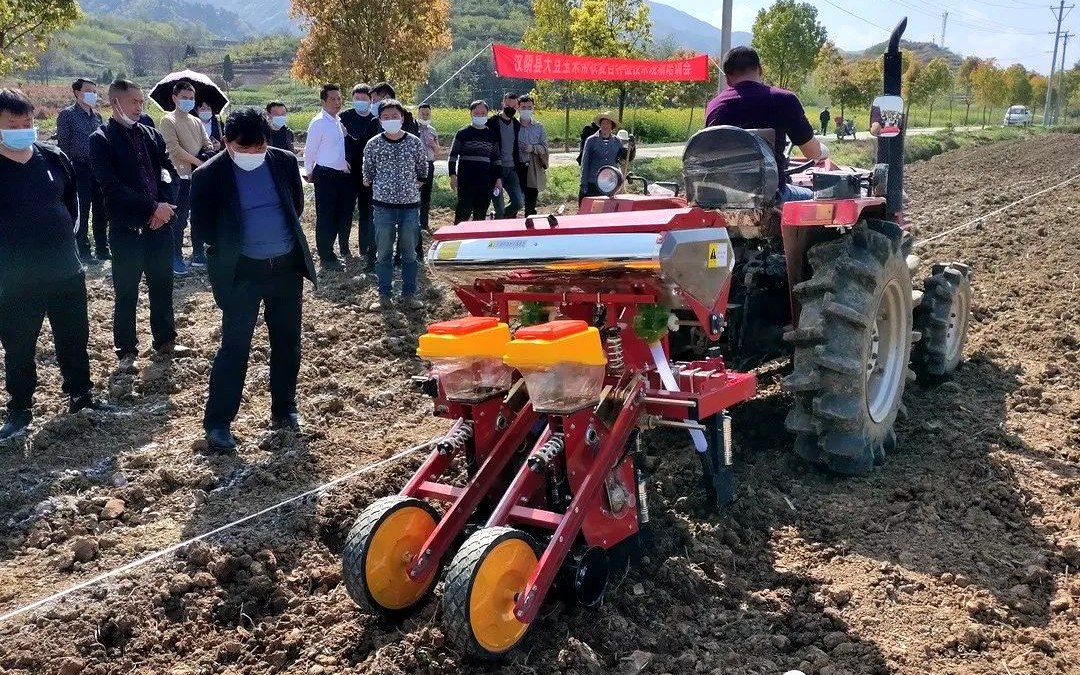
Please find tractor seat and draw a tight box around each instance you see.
[683,126,779,210]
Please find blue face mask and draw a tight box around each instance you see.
[177,98,196,113]
[271,115,288,129]
[0,128,38,151]
[82,92,98,106]
[371,100,382,115]
[353,100,371,115]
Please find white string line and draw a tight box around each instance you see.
[420,42,493,106]
[914,172,1080,249]
[0,440,434,624]
[4,166,1077,624]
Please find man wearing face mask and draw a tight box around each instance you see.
[90,79,188,373]
[191,108,316,452]
[159,81,215,275]
[265,101,295,153]
[338,83,374,263]
[487,92,526,219]
[416,103,439,236]
[448,100,502,224]
[57,77,109,264]
[0,88,115,442]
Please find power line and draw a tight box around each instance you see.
[895,0,1044,34]
[816,0,891,32]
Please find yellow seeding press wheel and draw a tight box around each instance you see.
[442,527,539,658]
[342,496,439,615]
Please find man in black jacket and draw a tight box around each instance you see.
[338,83,374,263]
[0,89,114,441]
[191,109,316,452]
[488,92,526,219]
[91,79,189,372]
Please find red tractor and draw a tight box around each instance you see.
[340,18,973,658]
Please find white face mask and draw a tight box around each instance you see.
[471,115,487,128]
[113,103,139,128]
[231,150,266,171]
[381,118,403,134]
[519,109,534,122]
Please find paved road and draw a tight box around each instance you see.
[396,125,995,178]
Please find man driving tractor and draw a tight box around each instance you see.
[705,46,829,203]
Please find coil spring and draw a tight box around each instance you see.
[527,434,565,472]
[436,421,473,455]
[605,333,626,376]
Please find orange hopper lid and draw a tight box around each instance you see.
[514,320,590,341]
[427,316,500,335]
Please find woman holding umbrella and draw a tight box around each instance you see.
[149,70,229,271]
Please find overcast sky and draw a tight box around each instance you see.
[660,0,1074,74]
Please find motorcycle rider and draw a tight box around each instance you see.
[705,47,829,203]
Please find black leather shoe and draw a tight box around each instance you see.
[70,394,118,414]
[272,412,304,432]
[0,410,32,442]
[205,428,238,452]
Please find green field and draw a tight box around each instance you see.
[217,82,1028,145]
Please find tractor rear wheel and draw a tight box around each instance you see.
[342,496,440,616]
[912,263,973,383]
[442,527,538,659]
[783,221,915,475]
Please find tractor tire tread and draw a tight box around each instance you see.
[912,263,972,383]
[783,221,914,476]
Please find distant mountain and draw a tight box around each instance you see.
[851,39,963,69]
[184,0,296,35]
[81,0,256,40]
[647,1,750,55]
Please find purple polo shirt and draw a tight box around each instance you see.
[705,80,816,188]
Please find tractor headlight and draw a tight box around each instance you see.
[596,165,624,196]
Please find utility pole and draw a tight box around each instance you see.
[720,0,733,57]
[941,12,948,49]
[720,0,732,93]
[1045,0,1072,125]
[1056,32,1071,124]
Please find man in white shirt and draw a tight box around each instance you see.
[303,83,350,272]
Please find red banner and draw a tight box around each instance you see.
[492,44,709,82]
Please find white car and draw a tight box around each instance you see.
[1004,105,1033,126]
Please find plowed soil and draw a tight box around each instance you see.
[1,134,1078,675]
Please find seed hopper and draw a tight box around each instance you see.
[340,17,974,659]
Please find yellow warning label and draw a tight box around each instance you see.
[436,241,461,260]
[707,243,722,268]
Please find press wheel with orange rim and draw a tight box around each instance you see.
[442,527,540,658]
[342,496,440,616]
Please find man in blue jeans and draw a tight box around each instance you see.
[362,99,429,311]
[487,92,526,219]
[705,46,828,204]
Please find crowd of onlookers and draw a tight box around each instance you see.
[0,75,635,452]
